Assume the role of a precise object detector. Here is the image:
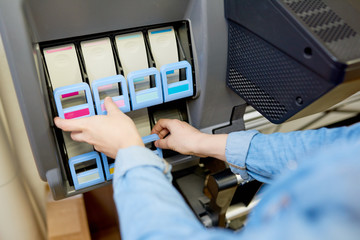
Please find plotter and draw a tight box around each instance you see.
[1,0,360,227]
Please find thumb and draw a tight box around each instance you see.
[154,138,170,150]
[104,97,121,115]
[54,116,86,132]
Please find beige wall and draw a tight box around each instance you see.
[0,35,46,239]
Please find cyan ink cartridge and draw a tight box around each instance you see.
[148,27,179,84]
[92,75,131,114]
[142,134,163,158]
[53,82,95,119]
[128,68,163,110]
[160,61,193,102]
[69,151,105,190]
[115,32,150,92]
[80,37,117,85]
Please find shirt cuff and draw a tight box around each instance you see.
[225,130,259,181]
[113,146,172,185]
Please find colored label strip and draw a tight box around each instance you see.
[136,91,158,103]
[118,34,141,40]
[98,84,114,91]
[62,91,79,98]
[46,46,73,54]
[150,29,172,34]
[134,77,145,83]
[64,108,90,119]
[168,84,189,95]
[101,99,125,111]
[77,172,100,184]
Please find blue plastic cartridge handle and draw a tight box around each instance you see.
[160,60,193,102]
[92,75,131,114]
[68,151,105,190]
[142,134,163,158]
[128,68,163,110]
[53,82,95,119]
[100,153,115,181]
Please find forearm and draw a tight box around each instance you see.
[113,146,207,239]
[114,168,206,239]
[245,123,360,183]
[185,126,351,184]
[196,133,228,161]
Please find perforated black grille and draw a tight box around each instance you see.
[282,0,360,61]
[285,0,327,15]
[227,21,331,123]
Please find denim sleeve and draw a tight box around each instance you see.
[112,124,360,239]
[239,140,360,240]
[226,123,360,184]
[226,130,259,181]
[113,146,237,240]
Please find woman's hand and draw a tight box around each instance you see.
[151,119,228,161]
[54,97,144,159]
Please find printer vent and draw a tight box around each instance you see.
[284,0,327,15]
[283,0,360,60]
[226,20,331,123]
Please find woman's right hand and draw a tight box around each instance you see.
[151,119,228,161]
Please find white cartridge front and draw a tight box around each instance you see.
[80,37,117,84]
[43,43,83,89]
[62,132,93,159]
[148,26,179,83]
[116,32,152,134]
[115,32,150,91]
[115,32,149,76]
[126,109,152,137]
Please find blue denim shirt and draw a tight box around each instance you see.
[113,123,360,239]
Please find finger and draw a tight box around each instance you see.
[154,138,170,150]
[54,117,87,132]
[152,119,175,135]
[70,131,86,142]
[104,97,122,115]
[93,145,103,154]
[151,124,168,137]
[158,129,169,139]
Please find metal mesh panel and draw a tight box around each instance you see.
[227,21,330,122]
[227,68,287,121]
[282,0,360,60]
[285,0,327,15]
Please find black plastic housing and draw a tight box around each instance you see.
[225,0,360,123]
